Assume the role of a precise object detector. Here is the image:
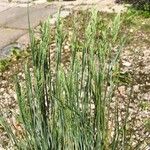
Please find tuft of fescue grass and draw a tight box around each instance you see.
[0,10,137,150]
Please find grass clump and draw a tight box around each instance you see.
[0,59,10,72]
[144,119,150,132]
[1,10,139,149]
[128,6,150,18]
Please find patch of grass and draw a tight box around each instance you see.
[140,23,150,32]
[122,6,150,29]
[11,48,22,60]
[139,101,150,110]
[0,59,10,72]
[144,119,150,132]
[142,38,150,45]
[120,8,150,48]
[122,9,136,26]
[118,0,150,17]
[130,8,150,18]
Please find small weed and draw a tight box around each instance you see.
[118,72,132,84]
[139,101,150,110]
[140,23,150,32]
[0,59,10,72]
[128,6,150,18]
[11,48,22,60]
[122,9,136,26]
[144,119,150,132]
[0,48,30,73]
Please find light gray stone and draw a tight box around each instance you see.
[12,0,32,3]
[50,18,57,25]
[0,0,10,2]
[0,5,10,13]
[0,2,18,8]
[32,0,47,4]
[53,10,70,18]
[0,4,58,29]
[62,4,74,10]
[0,28,26,56]
[16,33,30,47]
[0,7,27,26]
[16,31,40,48]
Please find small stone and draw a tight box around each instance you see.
[53,10,70,19]
[0,87,5,92]
[50,18,57,25]
[130,29,133,32]
[122,61,131,67]
[64,45,69,50]
[133,85,139,92]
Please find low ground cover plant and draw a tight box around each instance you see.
[116,0,150,18]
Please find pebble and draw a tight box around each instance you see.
[122,61,131,67]
[133,84,139,92]
[0,88,5,93]
[130,29,134,32]
[64,45,69,50]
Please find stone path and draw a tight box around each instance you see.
[0,0,126,59]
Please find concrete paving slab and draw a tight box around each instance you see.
[0,4,45,26]
[0,28,27,52]
[1,0,10,2]
[0,4,58,29]
[12,0,32,3]
[0,7,27,26]
[16,31,41,48]
[9,4,58,29]
[16,33,30,47]
[0,5,10,13]
[1,0,32,2]
[0,2,18,7]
